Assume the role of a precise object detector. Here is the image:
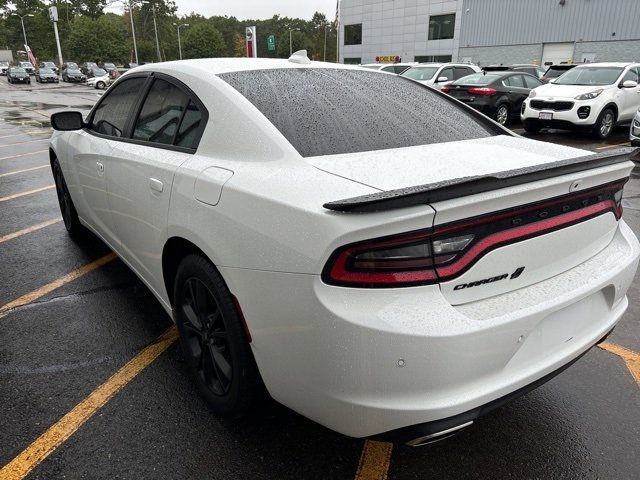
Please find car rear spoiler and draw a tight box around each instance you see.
[323,147,638,213]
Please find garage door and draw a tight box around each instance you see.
[542,42,575,66]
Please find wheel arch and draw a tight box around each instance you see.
[600,102,619,122]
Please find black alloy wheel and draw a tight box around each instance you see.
[52,160,83,235]
[174,255,263,415]
[181,276,233,396]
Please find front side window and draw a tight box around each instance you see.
[344,24,362,45]
[220,68,492,157]
[622,68,639,83]
[90,77,147,137]
[438,67,453,82]
[133,78,189,145]
[401,67,439,81]
[523,75,543,89]
[428,14,455,40]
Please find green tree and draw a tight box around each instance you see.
[276,29,313,58]
[65,13,129,63]
[182,22,226,59]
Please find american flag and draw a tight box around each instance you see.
[334,0,340,28]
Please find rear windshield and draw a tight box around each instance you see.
[544,66,574,78]
[219,68,492,157]
[452,73,501,85]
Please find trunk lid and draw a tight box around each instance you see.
[314,136,634,304]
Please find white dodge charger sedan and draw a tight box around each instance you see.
[49,54,639,446]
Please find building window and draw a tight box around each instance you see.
[428,14,455,40]
[343,57,361,65]
[414,55,453,63]
[344,24,362,45]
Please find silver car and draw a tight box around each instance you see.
[631,109,640,146]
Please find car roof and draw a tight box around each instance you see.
[573,62,638,68]
[134,58,371,77]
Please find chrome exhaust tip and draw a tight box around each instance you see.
[405,420,474,447]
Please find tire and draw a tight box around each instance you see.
[52,159,84,236]
[96,81,105,89]
[174,254,264,416]
[495,103,510,126]
[592,107,616,140]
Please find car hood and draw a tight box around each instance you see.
[533,83,613,99]
[306,135,586,191]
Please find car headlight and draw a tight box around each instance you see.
[574,89,603,100]
[528,90,537,98]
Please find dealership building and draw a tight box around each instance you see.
[339,0,640,66]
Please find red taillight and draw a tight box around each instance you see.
[468,87,496,96]
[322,180,626,288]
[441,86,450,93]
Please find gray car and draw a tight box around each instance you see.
[631,109,640,146]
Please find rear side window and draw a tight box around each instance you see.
[91,77,147,137]
[133,78,189,145]
[175,101,204,149]
[220,68,492,157]
[506,75,525,88]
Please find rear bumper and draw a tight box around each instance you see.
[221,221,639,439]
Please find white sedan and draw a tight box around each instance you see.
[49,54,639,445]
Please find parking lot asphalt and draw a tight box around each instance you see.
[0,81,639,480]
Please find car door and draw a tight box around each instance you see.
[504,74,530,113]
[106,74,207,295]
[618,67,640,121]
[436,67,454,85]
[65,75,148,246]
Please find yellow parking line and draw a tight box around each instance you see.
[0,164,48,178]
[0,325,178,480]
[0,150,48,162]
[0,218,62,244]
[354,440,393,480]
[0,138,49,148]
[598,341,640,386]
[595,142,631,151]
[0,185,55,203]
[0,252,117,319]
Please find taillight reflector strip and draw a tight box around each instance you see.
[322,179,626,288]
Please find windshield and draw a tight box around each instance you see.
[40,68,54,74]
[13,67,26,73]
[68,68,82,74]
[19,62,31,67]
[401,67,439,81]
[220,68,492,157]
[555,67,623,85]
[452,73,500,85]
[93,68,107,76]
[104,63,115,68]
[66,62,78,69]
[43,62,55,67]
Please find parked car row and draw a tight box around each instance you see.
[3,59,124,89]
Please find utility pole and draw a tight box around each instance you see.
[128,0,139,64]
[323,25,327,62]
[143,1,162,62]
[173,23,189,60]
[289,28,300,56]
[49,7,64,68]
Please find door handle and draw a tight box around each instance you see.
[149,178,164,193]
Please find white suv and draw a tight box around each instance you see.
[521,62,640,139]
[631,108,640,146]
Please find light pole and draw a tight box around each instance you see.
[13,13,34,47]
[142,1,162,62]
[173,23,189,60]
[289,28,300,56]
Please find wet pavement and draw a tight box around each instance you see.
[0,82,639,480]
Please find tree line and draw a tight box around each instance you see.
[0,0,338,64]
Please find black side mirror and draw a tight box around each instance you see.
[51,111,84,131]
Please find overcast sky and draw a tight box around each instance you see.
[172,0,337,20]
